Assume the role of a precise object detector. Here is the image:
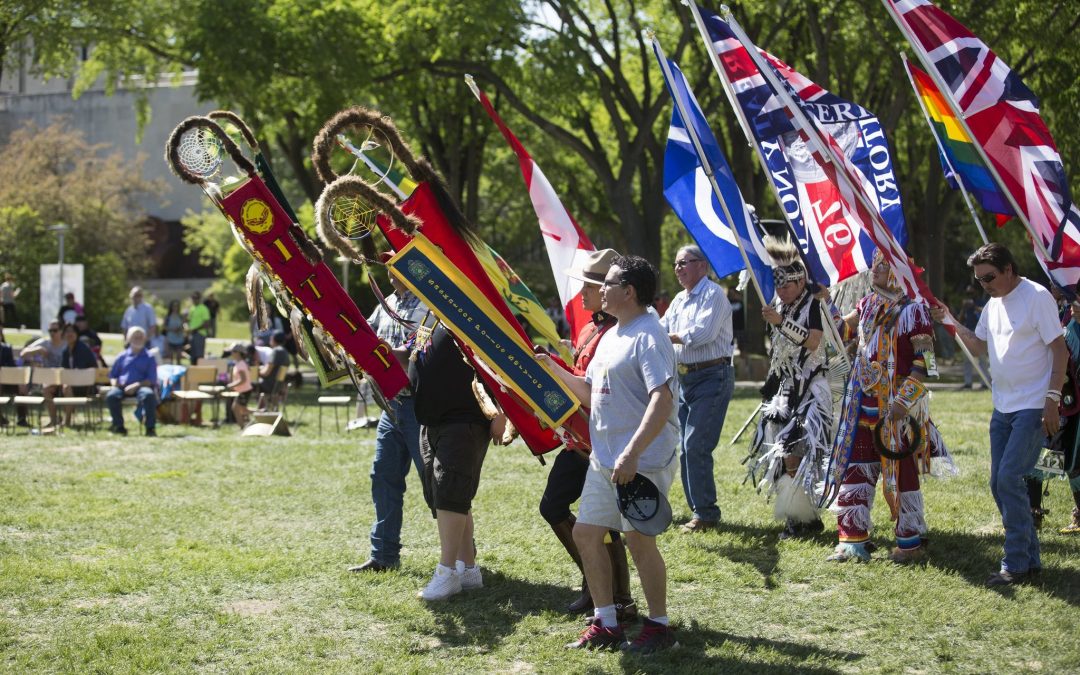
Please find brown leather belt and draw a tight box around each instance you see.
[678,357,731,375]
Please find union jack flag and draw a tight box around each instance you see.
[883,0,1080,293]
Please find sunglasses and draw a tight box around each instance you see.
[601,279,628,289]
[673,258,702,269]
[974,272,997,284]
[48,328,59,333]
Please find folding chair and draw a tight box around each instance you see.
[264,367,290,414]
[54,368,99,433]
[195,361,227,426]
[172,365,219,426]
[0,366,27,434]
[12,367,61,433]
[317,390,353,435]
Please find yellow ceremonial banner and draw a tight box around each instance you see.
[389,234,580,430]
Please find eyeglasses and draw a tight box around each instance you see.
[974,272,997,284]
[48,328,59,333]
[601,279,628,289]
[673,258,702,269]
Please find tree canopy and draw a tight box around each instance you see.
[4,0,1079,330]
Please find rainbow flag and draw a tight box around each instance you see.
[905,59,1014,218]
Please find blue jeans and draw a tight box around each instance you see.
[678,363,734,521]
[369,396,423,566]
[105,386,157,431]
[989,408,1045,573]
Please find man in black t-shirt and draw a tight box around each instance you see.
[411,325,507,601]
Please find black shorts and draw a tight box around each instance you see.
[233,391,251,406]
[420,422,490,516]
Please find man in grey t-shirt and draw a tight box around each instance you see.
[544,255,680,654]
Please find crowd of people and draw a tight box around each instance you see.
[338,240,1079,656]
[0,281,265,435]
[5,239,1078,655]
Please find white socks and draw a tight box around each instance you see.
[595,604,617,628]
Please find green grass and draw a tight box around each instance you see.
[2,388,1078,673]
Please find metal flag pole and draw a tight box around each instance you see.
[898,53,992,388]
[685,0,851,370]
[900,53,989,246]
[879,0,1052,262]
[650,33,768,308]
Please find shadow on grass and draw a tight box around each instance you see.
[923,528,1080,606]
[424,568,859,673]
[684,519,785,589]
[611,621,860,674]
[423,569,588,647]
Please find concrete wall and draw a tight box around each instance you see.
[0,69,214,222]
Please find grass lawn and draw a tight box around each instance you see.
[2,387,1078,673]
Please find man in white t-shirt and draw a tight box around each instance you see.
[542,255,680,654]
[933,243,1068,586]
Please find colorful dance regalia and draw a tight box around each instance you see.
[824,287,956,559]
[747,289,832,528]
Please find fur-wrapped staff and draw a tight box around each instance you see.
[164,113,410,404]
[745,236,833,539]
[311,106,591,456]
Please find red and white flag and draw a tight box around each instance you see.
[882,0,1080,293]
[467,77,597,345]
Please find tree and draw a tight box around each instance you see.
[0,119,163,328]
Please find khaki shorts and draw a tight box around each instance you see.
[577,452,678,532]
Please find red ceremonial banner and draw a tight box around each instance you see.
[221,177,409,399]
[378,182,587,455]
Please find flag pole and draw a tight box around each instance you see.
[722,7,926,305]
[900,53,989,246]
[687,1,850,369]
[896,54,992,387]
[651,33,768,308]
[879,0,1052,262]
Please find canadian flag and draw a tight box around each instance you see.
[468,77,597,346]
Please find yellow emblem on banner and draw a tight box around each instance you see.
[240,198,274,235]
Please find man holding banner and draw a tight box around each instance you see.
[543,255,680,653]
[412,324,507,601]
[660,244,734,533]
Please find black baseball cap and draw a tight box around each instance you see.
[616,474,672,536]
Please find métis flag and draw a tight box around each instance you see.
[698,5,907,287]
[903,58,1014,221]
[654,40,775,303]
[468,76,597,347]
[883,0,1080,293]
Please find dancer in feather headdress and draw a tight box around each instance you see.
[746,236,831,539]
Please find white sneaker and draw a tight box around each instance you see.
[418,564,461,601]
[458,562,483,590]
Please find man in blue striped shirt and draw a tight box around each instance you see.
[660,245,735,532]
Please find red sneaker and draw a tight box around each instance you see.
[624,618,678,654]
[565,623,627,651]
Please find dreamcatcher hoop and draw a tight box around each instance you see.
[165,116,256,186]
[314,175,421,262]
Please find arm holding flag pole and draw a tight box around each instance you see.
[650,32,768,308]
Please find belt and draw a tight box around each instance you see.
[678,357,731,375]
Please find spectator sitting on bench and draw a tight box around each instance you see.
[256,331,290,411]
[60,322,98,427]
[106,326,158,437]
[20,319,65,428]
